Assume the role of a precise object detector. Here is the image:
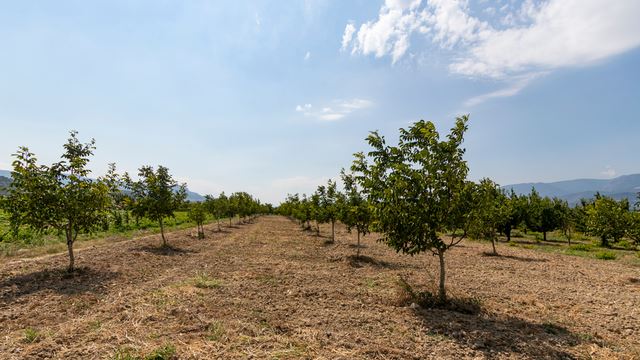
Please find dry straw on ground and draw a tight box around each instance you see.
[0,216,638,359]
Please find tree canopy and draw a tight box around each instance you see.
[2,131,112,271]
[351,115,471,302]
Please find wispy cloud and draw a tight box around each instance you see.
[601,166,617,179]
[342,0,640,103]
[341,23,356,51]
[295,98,373,121]
[463,72,546,107]
[304,51,311,61]
[255,12,261,27]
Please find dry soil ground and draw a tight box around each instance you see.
[0,216,638,359]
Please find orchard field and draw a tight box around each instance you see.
[0,216,638,359]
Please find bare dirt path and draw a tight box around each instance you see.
[0,216,638,359]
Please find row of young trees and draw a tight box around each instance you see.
[190,192,271,239]
[0,131,268,271]
[278,172,372,256]
[278,115,640,303]
[468,184,640,250]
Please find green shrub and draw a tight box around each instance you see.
[616,239,637,250]
[144,344,176,360]
[23,328,41,343]
[595,251,617,260]
[569,244,592,251]
[193,273,222,289]
[205,321,225,341]
[111,344,176,360]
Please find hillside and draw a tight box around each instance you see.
[503,174,640,205]
[0,176,9,196]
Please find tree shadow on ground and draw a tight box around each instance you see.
[413,306,582,359]
[347,243,368,249]
[210,229,231,234]
[510,240,565,248]
[0,266,118,303]
[134,245,198,256]
[344,254,418,270]
[480,252,548,263]
[346,254,394,269]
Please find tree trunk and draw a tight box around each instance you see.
[437,248,446,303]
[217,218,221,231]
[491,238,497,255]
[66,226,75,273]
[543,231,547,242]
[356,231,361,258]
[229,218,232,226]
[198,223,204,239]
[315,221,319,236]
[331,220,335,242]
[505,227,511,242]
[601,236,609,248]
[159,218,167,247]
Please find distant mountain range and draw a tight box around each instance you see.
[503,174,640,205]
[0,169,205,202]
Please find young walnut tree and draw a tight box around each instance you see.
[352,116,472,303]
[3,131,112,272]
[125,166,187,247]
[468,178,504,255]
[340,169,372,258]
[188,202,207,239]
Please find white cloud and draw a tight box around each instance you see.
[295,98,373,121]
[344,0,429,64]
[463,72,546,106]
[255,12,261,27]
[451,0,640,79]
[343,0,640,103]
[295,104,312,112]
[341,23,356,51]
[426,0,490,48]
[304,51,311,61]
[601,166,616,179]
[340,98,374,110]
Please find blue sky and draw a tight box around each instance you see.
[0,0,639,204]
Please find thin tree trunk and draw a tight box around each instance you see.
[160,218,167,247]
[198,223,204,239]
[491,238,497,255]
[506,227,511,242]
[217,218,221,231]
[357,231,361,258]
[66,226,75,272]
[543,231,547,242]
[331,220,335,242]
[437,248,446,303]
